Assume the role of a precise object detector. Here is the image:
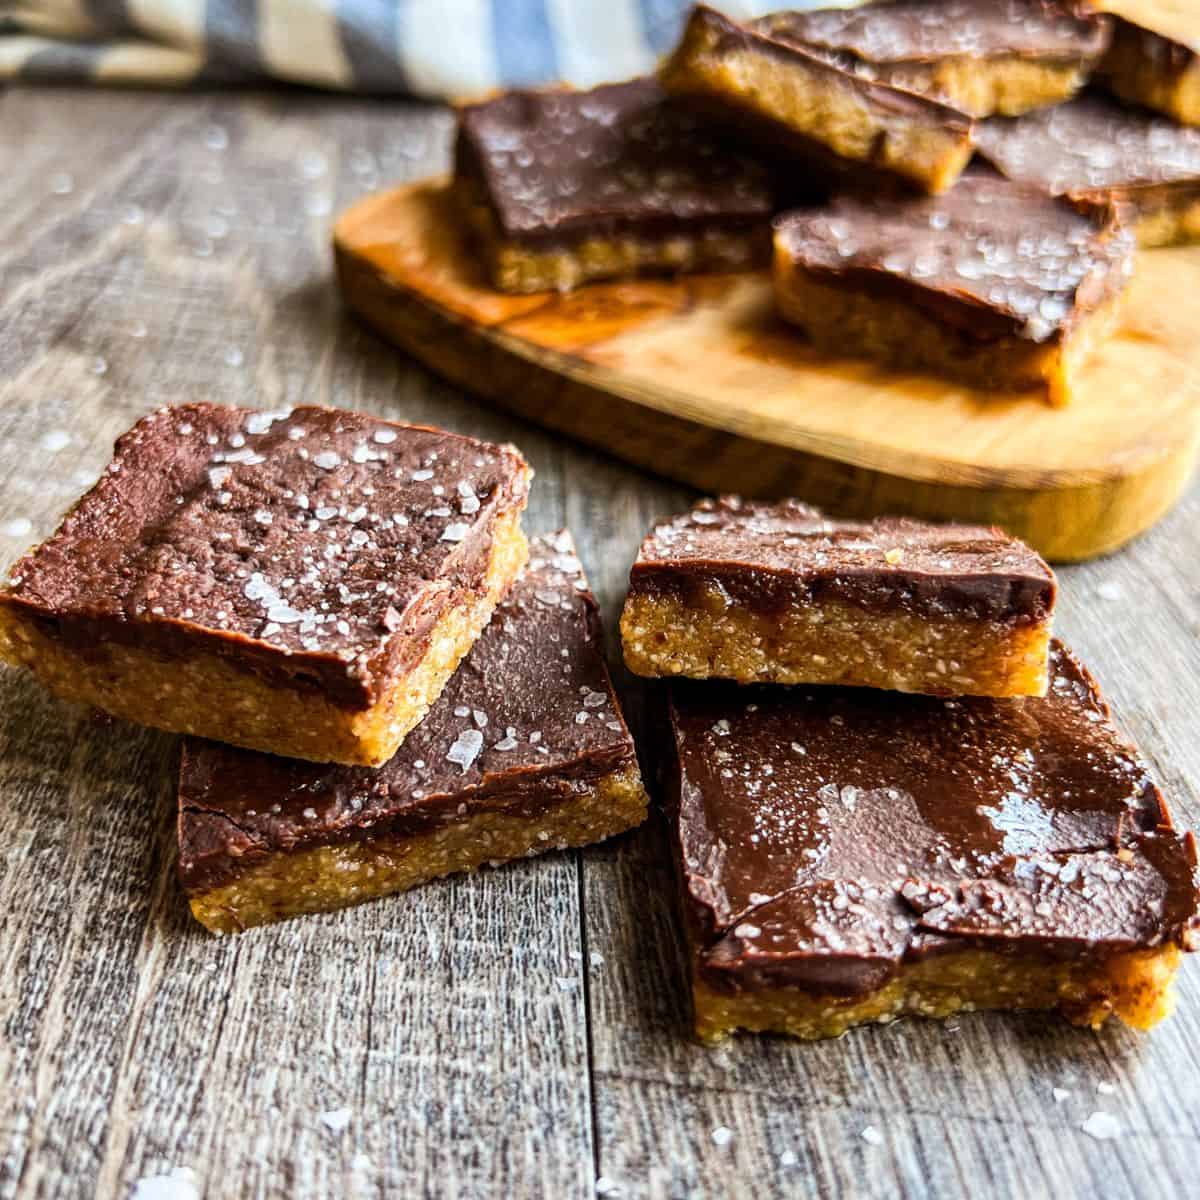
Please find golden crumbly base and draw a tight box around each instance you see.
[660,16,973,194]
[0,509,529,767]
[694,944,1182,1043]
[457,180,768,294]
[773,253,1124,406]
[1132,192,1200,248]
[620,590,1050,698]
[865,55,1092,118]
[1102,29,1200,126]
[188,764,649,933]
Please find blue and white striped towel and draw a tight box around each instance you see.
[0,1,830,96]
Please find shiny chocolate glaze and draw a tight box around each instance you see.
[630,496,1055,625]
[454,77,775,246]
[1,404,530,708]
[178,533,639,892]
[669,643,1199,996]
[775,168,1135,343]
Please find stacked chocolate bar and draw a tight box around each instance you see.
[620,498,1199,1042]
[0,404,648,932]
[453,1,1200,405]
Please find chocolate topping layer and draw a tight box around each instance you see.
[631,497,1056,625]
[1,404,530,707]
[977,92,1200,203]
[775,169,1135,343]
[179,533,637,892]
[759,1,1109,67]
[455,78,775,245]
[669,643,1200,996]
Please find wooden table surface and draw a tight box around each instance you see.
[2,87,1199,1200]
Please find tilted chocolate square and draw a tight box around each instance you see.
[1099,6,1200,126]
[621,497,1056,698]
[668,643,1200,1042]
[977,92,1200,247]
[659,5,974,195]
[0,404,531,766]
[178,533,648,932]
[454,78,776,293]
[772,169,1136,405]
[757,1,1111,118]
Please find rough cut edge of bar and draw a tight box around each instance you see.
[772,248,1126,406]
[620,590,1051,697]
[186,763,649,933]
[455,177,770,294]
[659,7,974,195]
[0,506,529,767]
[691,943,1182,1042]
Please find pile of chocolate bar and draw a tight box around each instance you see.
[0,404,650,933]
[0,407,1196,1043]
[617,497,1199,1042]
[454,1,1200,405]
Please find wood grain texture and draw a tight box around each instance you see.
[333,179,1200,563]
[1,86,1199,1200]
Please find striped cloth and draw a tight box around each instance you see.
[0,1,831,96]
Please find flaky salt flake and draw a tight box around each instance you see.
[312,451,341,470]
[711,1126,734,1147]
[555,976,577,992]
[860,1127,883,1146]
[589,950,605,968]
[411,469,434,481]
[779,1150,798,1168]
[1081,1112,1121,1140]
[1053,1088,1071,1104]
[447,728,484,773]
[131,1166,198,1200]
[733,923,760,939]
[373,429,397,444]
[441,523,470,543]
[319,1107,352,1134]
[583,690,607,708]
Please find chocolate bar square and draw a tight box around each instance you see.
[668,643,1199,1042]
[0,404,531,766]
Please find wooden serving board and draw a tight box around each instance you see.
[334,179,1200,561]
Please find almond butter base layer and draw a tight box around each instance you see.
[620,590,1050,698]
[0,511,528,768]
[187,763,648,933]
[456,179,769,295]
[773,256,1125,407]
[691,944,1182,1043]
[659,8,973,195]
